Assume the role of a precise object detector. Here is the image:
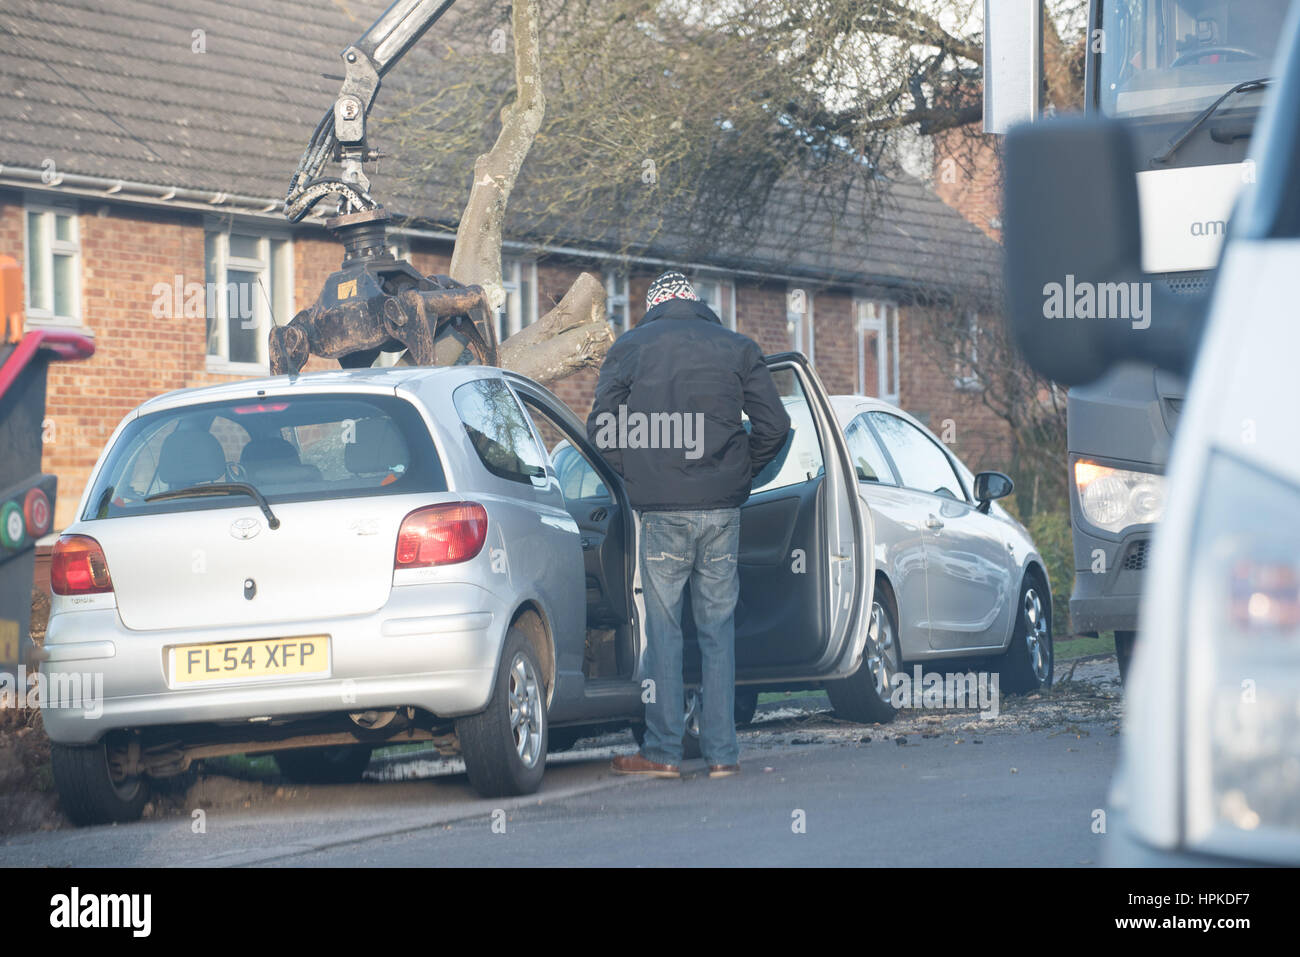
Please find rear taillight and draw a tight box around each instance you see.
[395,503,488,568]
[50,534,114,595]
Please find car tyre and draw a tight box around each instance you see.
[997,575,1054,694]
[51,738,151,826]
[826,582,901,724]
[734,689,759,727]
[273,745,373,784]
[1114,630,1136,685]
[631,686,706,761]
[456,627,548,797]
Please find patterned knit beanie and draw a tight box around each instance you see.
[645,271,699,310]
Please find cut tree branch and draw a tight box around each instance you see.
[448,0,547,311]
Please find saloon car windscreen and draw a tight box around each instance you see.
[81,393,447,520]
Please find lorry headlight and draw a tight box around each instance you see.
[1074,460,1166,533]
[1184,453,1300,862]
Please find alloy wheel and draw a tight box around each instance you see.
[508,652,544,768]
[1023,587,1051,682]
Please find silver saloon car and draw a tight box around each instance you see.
[826,395,1054,724]
[40,357,877,824]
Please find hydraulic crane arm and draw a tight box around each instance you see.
[271,0,498,377]
[284,0,457,223]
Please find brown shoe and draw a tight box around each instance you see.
[612,753,680,778]
[708,764,741,778]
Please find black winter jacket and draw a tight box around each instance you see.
[586,297,792,511]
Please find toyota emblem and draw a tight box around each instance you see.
[230,517,261,540]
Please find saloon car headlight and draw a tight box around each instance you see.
[1184,453,1300,863]
[1074,460,1165,533]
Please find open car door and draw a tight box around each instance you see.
[681,353,874,683]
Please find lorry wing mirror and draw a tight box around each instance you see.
[1003,118,1209,386]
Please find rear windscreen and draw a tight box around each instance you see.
[82,394,446,521]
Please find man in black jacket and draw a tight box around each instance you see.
[587,271,790,778]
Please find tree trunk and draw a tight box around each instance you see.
[497,271,612,383]
[443,0,610,382]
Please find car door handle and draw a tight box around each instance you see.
[925,515,944,531]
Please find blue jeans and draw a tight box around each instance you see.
[639,508,742,766]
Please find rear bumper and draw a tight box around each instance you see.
[37,582,507,745]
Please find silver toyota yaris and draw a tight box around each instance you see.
[40,358,880,824]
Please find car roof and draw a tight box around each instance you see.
[135,365,506,416]
[830,394,911,426]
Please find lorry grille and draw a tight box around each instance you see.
[1122,540,1150,571]
[1155,272,1211,297]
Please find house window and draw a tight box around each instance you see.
[954,310,982,390]
[605,269,630,336]
[24,203,81,325]
[786,286,814,361]
[690,275,736,330]
[856,299,899,405]
[498,258,538,342]
[204,225,293,371]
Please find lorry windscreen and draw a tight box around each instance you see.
[1099,0,1290,119]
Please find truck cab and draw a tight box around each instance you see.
[1068,1,1288,666]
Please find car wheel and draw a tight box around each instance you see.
[998,575,1054,694]
[51,736,151,826]
[631,687,705,760]
[456,627,548,797]
[734,689,759,727]
[826,583,901,724]
[273,745,373,784]
[1115,630,1136,685]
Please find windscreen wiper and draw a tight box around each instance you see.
[146,483,281,529]
[1152,77,1270,165]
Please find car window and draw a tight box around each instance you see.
[748,369,824,494]
[452,378,548,485]
[81,394,446,521]
[845,415,895,485]
[867,412,964,500]
[519,395,612,503]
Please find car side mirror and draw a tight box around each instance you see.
[1003,117,1209,386]
[973,471,1014,513]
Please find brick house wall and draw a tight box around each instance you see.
[932,130,1005,243]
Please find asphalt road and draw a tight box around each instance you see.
[0,720,1118,867]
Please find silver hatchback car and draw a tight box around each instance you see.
[41,357,877,824]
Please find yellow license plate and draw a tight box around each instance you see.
[170,636,330,686]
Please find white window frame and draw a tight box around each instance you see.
[23,200,82,327]
[786,286,815,362]
[856,298,900,406]
[498,258,538,341]
[204,220,294,374]
[604,268,630,336]
[689,273,737,330]
[954,310,983,391]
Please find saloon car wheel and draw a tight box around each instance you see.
[734,689,759,727]
[826,585,900,724]
[51,737,151,826]
[456,627,547,797]
[272,745,373,784]
[998,576,1055,694]
[631,687,707,760]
